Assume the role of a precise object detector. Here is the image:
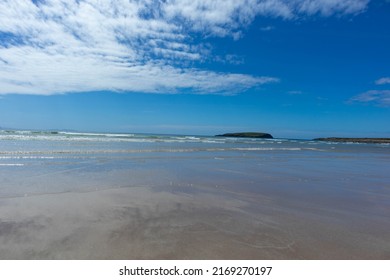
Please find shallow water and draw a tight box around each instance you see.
[0,130,389,259]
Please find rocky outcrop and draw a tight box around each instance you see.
[313,137,390,144]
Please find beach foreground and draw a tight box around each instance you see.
[0,131,389,259]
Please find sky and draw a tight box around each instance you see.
[0,0,389,138]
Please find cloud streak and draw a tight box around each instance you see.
[0,0,369,95]
[375,77,390,85]
[350,90,390,107]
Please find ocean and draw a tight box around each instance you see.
[0,130,389,259]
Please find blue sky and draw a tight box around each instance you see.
[0,0,389,138]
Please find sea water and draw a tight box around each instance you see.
[0,130,389,259]
[1,130,388,197]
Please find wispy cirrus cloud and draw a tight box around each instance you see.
[375,77,390,85]
[349,90,390,107]
[260,26,275,32]
[295,0,369,17]
[287,90,303,95]
[162,0,369,37]
[0,0,369,95]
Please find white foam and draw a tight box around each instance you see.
[231,147,302,151]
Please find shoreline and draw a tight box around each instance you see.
[313,137,390,144]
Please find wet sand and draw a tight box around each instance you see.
[1,171,389,259]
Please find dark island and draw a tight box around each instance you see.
[216,132,273,139]
[313,137,390,144]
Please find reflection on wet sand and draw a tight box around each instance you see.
[1,179,389,259]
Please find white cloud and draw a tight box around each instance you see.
[0,0,369,95]
[287,90,303,95]
[375,77,390,85]
[162,0,369,34]
[297,0,369,16]
[350,90,390,107]
[260,26,275,31]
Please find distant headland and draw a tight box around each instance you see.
[215,132,273,139]
[313,137,390,144]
